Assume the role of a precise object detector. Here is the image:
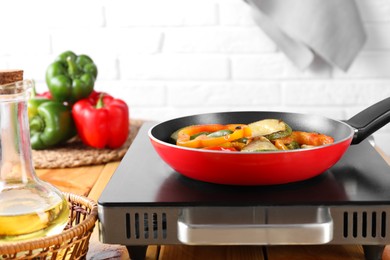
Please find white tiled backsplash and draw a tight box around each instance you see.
[1,0,389,154]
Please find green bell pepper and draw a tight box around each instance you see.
[29,100,76,150]
[27,86,50,120]
[46,50,98,103]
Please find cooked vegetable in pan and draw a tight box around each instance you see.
[171,119,334,152]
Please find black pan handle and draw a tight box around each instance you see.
[346,97,390,144]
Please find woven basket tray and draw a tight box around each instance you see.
[0,193,98,260]
[32,119,144,169]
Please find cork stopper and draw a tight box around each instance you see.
[0,70,24,85]
[0,70,25,94]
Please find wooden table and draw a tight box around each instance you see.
[36,147,390,260]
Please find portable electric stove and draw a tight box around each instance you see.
[98,122,390,260]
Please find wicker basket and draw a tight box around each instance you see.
[0,192,98,260]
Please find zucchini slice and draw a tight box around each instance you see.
[265,123,292,140]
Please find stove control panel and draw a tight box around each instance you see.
[178,206,332,245]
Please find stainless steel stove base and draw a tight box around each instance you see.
[99,205,390,246]
[99,205,390,260]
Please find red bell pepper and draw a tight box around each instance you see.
[37,91,52,99]
[72,92,129,149]
[31,85,52,99]
[87,90,107,102]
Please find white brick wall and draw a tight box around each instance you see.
[1,0,390,154]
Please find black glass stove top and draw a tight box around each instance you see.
[99,122,390,207]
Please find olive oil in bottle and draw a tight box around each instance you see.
[0,77,69,243]
[0,183,69,242]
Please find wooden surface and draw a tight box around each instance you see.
[36,148,390,260]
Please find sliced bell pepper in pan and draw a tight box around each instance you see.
[275,131,334,147]
[176,124,251,149]
[203,146,237,151]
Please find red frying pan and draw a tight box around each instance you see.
[149,97,390,185]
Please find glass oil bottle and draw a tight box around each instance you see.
[0,78,69,243]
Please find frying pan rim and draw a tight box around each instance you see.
[148,111,355,154]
